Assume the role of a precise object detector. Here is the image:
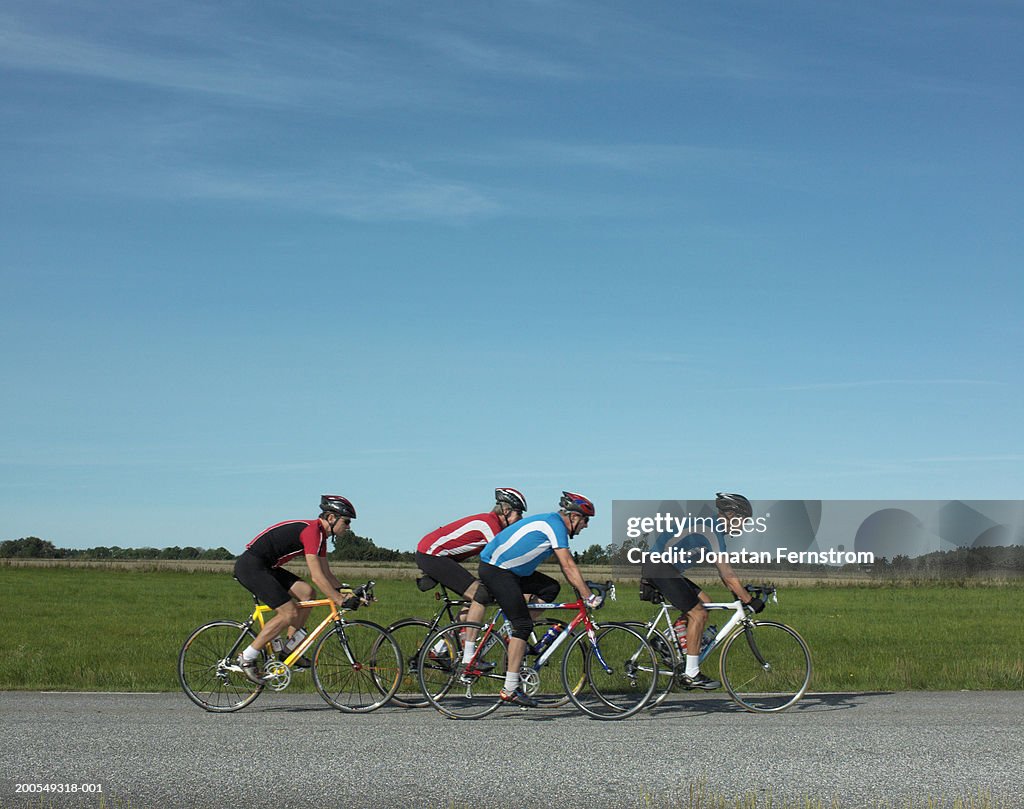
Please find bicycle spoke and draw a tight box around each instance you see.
[622,621,677,709]
[564,623,658,719]
[312,620,402,713]
[380,619,433,708]
[178,621,264,713]
[520,619,582,709]
[418,622,506,719]
[720,621,812,712]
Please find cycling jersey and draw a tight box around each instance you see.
[245,519,327,568]
[417,512,503,562]
[479,512,569,576]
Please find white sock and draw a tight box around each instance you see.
[503,671,520,692]
[241,646,260,662]
[462,642,476,664]
[432,638,448,655]
[686,655,700,678]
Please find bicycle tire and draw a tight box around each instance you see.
[380,618,433,708]
[311,620,403,713]
[418,622,506,720]
[178,620,265,712]
[719,620,812,713]
[622,620,677,708]
[563,623,658,720]
[520,618,583,709]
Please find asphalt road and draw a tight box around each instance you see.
[1,690,1022,809]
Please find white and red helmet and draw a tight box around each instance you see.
[494,487,528,513]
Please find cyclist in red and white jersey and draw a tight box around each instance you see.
[415,487,528,627]
[232,494,358,683]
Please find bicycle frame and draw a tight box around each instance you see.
[526,597,598,670]
[179,579,401,713]
[468,582,614,676]
[251,598,347,667]
[417,585,471,637]
[637,585,783,663]
[246,582,376,669]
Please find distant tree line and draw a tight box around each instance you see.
[7,534,1017,576]
[573,544,611,565]
[0,532,414,563]
[1,536,234,561]
[871,545,1023,576]
[328,532,414,563]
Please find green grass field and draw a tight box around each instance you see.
[1,566,1021,692]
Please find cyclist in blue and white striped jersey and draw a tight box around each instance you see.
[475,491,601,708]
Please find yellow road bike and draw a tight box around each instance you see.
[178,580,402,713]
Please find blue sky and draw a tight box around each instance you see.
[2,1,1021,554]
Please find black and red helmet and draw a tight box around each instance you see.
[715,492,752,518]
[559,491,595,517]
[495,487,528,513]
[320,494,356,519]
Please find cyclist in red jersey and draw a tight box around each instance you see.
[415,487,528,628]
[232,494,358,683]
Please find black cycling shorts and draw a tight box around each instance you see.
[646,575,702,613]
[476,562,560,638]
[234,552,302,609]
[414,551,476,597]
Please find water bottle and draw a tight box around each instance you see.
[672,618,688,654]
[283,628,307,654]
[534,623,563,654]
[271,636,285,656]
[701,625,718,652]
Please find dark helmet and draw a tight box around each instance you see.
[320,494,357,519]
[715,492,752,518]
[495,487,528,513]
[559,491,596,517]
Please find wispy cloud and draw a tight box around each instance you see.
[747,379,1004,393]
[474,140,764,173]
[408,29,583,80]
[174,162,501,221]
[0,11,454,111]
[0,15,287,104]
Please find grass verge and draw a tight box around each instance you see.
[0,567,1021,692]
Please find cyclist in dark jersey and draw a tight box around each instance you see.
[642,492,765,690]
[232,494,358,683]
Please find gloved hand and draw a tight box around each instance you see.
[585,593,604,610]
[744,596,765,614]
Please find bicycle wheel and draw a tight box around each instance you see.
[380,618,433,708]
[719,620,812,713]
[521,618,583,709]
[563,623,658,719]
[622,620,677,708]
[418,622,506,720]
[178,621,265,712]
[312,620,403,713]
